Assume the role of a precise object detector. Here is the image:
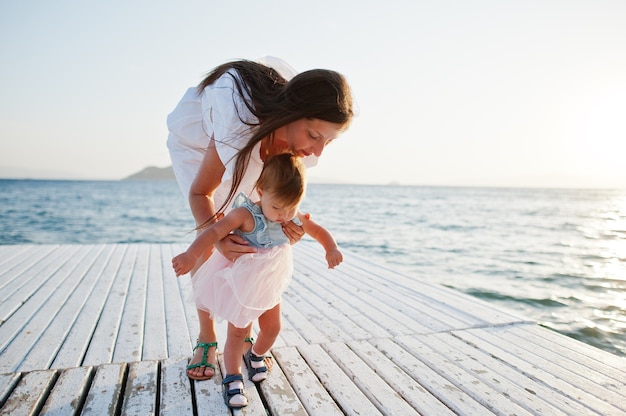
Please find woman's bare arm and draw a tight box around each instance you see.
[188,138,256,262]
[188,138,225,228]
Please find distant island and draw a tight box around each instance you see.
[123,166,176,181]
[123,165,347,184]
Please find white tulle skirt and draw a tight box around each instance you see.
[191,244,293,328]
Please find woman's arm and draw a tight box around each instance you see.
[188,138,225,228]
[281,219,306,244]
[188,138,256,265]
[297,212,343,269]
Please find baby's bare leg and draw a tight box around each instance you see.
[224,323,250,375]
[254,303,281,355]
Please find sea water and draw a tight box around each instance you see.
[1,179,624,356]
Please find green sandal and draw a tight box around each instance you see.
[187,341,218,381]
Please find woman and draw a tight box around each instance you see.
[166,56,353,381]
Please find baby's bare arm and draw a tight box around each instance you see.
[298,212,343,269]
[172,252,196,276]
[171,208,251,276]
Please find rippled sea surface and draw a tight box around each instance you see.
[1,180,625,356]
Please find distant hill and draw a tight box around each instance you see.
[122,165,336,183]
[124,166,176,181]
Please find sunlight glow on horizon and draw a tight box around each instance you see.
[1,0,625,189]
[575,86,626,176]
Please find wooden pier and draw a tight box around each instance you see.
[0,242,624,415]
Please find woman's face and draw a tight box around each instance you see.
[283,118,343,158]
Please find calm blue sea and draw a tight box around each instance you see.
[1,179,625,357]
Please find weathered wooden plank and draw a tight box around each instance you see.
[287,273,377,341]
[0,245,100,373]
[302,247,472,333]
[121,360,159,415]
[297,242,528,328]
[81,363,126,415]
[347,340,456,416]
[298,343,384,416]
[395,333,534,415]
[21,245,112,371]
[526,324,626,370]
[113,245,150,363]
[499,325,626,398]
[0,245,56,289]
[339,268,475,331]
[256,349,308,416]
[369,337,491,415]
[454,327,624,415]
[0,245,59,305]
[81,245,135,366]
[159,357,194,415]
[0,372,21,409]
[497,326,626,409]
[0,369,56,416]
[280,291,332,346]
[295,261,435,338]
[0,244,32,275]
[0,245,76,343]
[425,332,572,415]
[143,244,168,360]
[293,256,412,338]
[282,288,349,343]
[2,244,626,416]
[272,346,343,416]
[343,247,529,325]
[51,244,126,369]
[323,341,419,415]
[516,324,626,388]
[192,369,229,416]
[40,366,93,415]
[170,243,201,351]
[159,244,194,359]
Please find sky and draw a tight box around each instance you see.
[1,0,625,188]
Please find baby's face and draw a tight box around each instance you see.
[259,191,299,224]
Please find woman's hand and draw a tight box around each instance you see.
[282,212,310,244]
[215,234,257,261]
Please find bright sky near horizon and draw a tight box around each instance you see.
[1,1,625,188]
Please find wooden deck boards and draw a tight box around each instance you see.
[0,243,624,415]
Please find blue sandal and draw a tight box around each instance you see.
[222,373,248,409]
[244,347,268,382]
[186,341,217,381]
[244,337,274,367]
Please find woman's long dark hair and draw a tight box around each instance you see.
[198,60,354,215]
